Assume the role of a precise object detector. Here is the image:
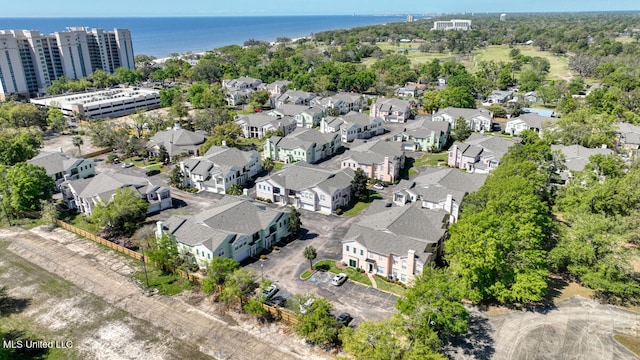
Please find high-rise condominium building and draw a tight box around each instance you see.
[0,27,134,100]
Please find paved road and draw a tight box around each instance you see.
[0,227,330,360]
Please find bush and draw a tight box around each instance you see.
[106,154,119,163]
[335,208,343,215]
[260,254,267,260]
[273,245,279,251]
[357,268,365,273]
[77,130,86,136]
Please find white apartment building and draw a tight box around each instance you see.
[432,19,472,31]
[0,27,134,100]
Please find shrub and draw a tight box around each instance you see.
[335,208,343,215]
[357,268,365,273]
[260,254,267,260]
[273,245,279,251]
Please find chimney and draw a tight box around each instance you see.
[173,121,182,130]
[222,140,227,147]
[58,147,64,153]
[445,194,453,213]
[156,221,164,237]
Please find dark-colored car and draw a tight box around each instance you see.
[145,169,161,177]
[336,312,353,326]
[266,296,287,308]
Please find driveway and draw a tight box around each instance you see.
[247,207,398,324]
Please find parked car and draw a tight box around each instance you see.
[121,162,134,168]
[266,296,286,308]
[145,169,161,177]
[331,273,348,286]
[372,183,385,190]
[336,312,353,326]
[262,284,278,299]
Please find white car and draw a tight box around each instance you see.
[262,284,278,299]
[331,273,348,286]
[121,162,134,168]
[372,183,385,190]
[299,298,315,314]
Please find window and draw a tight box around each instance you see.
[353,247,356,254]
[360,249,363,256]
[402,260,407,269]
[346,245,350,252]
[401,274,407,282]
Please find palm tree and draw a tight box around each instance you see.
[303,245,317,270]
[72,136,84,156]
[226,184,243,196]
[262,157,275,175]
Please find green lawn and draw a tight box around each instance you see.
[132,266,193,295]
[236,137,264,150]
[132,158,162,170]
[312,259,372,286]
[342,193,382,217]
[374,277,407,297]
[300,269,313,280]
[362,42,456,66]
[614,334,640,356]
[61,212,100,234]
[475,45,570,81]
[273,162,284,171]
[414,152,448,167]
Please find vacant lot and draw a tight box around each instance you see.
[475,45,571,81]
[363,42,459,66]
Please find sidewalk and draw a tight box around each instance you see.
[367,272,378,289]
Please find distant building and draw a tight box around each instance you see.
[0,27,134,99]
[432,19,472,31]
[500,13,507,21]
[28,150,95,189]
[31,87,160,119]
[406,14,415,23]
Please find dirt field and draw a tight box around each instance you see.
[0,226,331,360]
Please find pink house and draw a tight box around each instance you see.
[340,140,405,183]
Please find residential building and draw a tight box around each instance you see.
[274,90,316,108]
[62,170,171,216]
[28,150,95,188]
[341,140,405,182]
[311,93,366,115]
[234,113,296,139]
[392,167,487,222]
[180,146,262,194]
[551,144,614,179]
[320,112,384,143]
[448,134,519,173]
[157,197,290,267]
[255,162,354,214]
[432,107,493,131]
[222,77,262,106]
[31,87,161,119]
[392,120,450,151]
[485,90,514,104]
[395,85,418,98]
[146,123,206,160]
[341,202,449,283]
[616,122,640,157]
[0,28,134,99]
[268,104,324,128]
[262,80,290,96]
[505,113,556,136]
[263,127,341,164]
[370,98,412,123]
[432,19,472,31]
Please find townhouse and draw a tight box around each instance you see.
[550,144,614,181]
[505,112,556,136]
[341,140,405,183]
[157,196,290,268]
[222,77,262,106]
[263,127,341,164]
[234,113,296,139]
[432,107,494,131]
[28,150,95,188]
[268,104,325,128]
[370,98,412,123]
[311,93,366,115]
[255,162,354,214]
[180,145,262,194]
[146,124,207,160]
[341,202,449,284]
[615,122,640,157]
[392,119,451,151]
[448,133,519,173]
[62,171,171,216]
[274,90,316,108]
[320,111,384,143]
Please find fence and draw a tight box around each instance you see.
[55,220,143,261]
[262,304,298,325]
[82,147,113,159]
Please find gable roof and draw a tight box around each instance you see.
[236,113,293,128]
[67,171,167,201]
[28,151,90,176]
[343,139,404,164]
[192,196,284,236]
[343,111,382,126]
[436,107,491,120]
[375,98,411,112]
[263,162,349,190]
[551,144,614,172]
[146,129,206,156]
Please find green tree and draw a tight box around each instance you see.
[168,166,184,187]
[351,168,369,202]
[441,86,475,109]
[220,268,258,309]
[451,117,472,142]
[262,157,275,175]
[147,233,182,273]
[303,245,317,270]
[114,67,140,85]
[243,297,267,316]
[292,295,339,345]
[46,107,66,132]
[158,145,169,164]
[422,90,443,114]
[538,83,561,107]
[91,187,148,236]
[226,184,243,196]
[200,121,243,153]
[0,163,55,214]
[0,129,42,166]
[7,103,46,129]
[40,200,60,226]
[288,206,302,236]
[202,257,240,295]
[72,136,84,156]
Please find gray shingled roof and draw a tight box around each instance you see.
[551,144,614,172]
[411,167,487,194]
[67,171,168,202]
[267,162,337,190]
[315,168,354,194]
[28,151,89,176]
[375,98,411,112]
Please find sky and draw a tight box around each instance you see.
[2,0,639,17]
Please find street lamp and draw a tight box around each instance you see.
[261,263,264,279]
[140,245,150,288]
[0,194,11,226]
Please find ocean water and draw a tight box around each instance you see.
[0,16,405,58]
